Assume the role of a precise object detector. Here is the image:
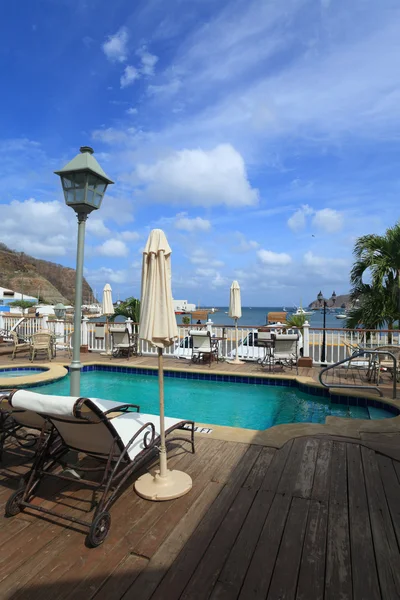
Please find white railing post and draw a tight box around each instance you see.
[41,314,48,331]
[0,312,4,333]
[126,318,133,335]
[81,316,88,347]
[206,319,213,335]
[303,321,310,358]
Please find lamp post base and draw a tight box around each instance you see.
[135,469,192,501]
[227,357,245,365]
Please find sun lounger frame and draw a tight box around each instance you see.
[4,395,195,547]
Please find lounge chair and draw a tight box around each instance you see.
[272,333,299,373]
[110,326,138,359]
[30,332,52,361]
[190,330,218,365]
[0,390,51,461]
[10,331,31,360]
[4,390,195,547]
[369,345,400,385]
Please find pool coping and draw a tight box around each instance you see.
[3,359,400,448]
[0,363,68,388]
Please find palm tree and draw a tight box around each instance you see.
[111,297,140,323]
[286,313,307,331]
[350,222,400,329]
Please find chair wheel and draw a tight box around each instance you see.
[86,511,111,547]
[5,488,25,517]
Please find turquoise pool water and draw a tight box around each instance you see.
[0,368,47,378]
[32,371,394,430]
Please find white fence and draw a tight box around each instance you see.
[2,315,400,366]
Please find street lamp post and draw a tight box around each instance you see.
[332,290,337,307]
[317,290,327,364]
[55,146,113,395]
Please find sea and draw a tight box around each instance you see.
[177,307,346,329]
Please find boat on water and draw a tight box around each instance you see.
[291,306,314,317]
[336,313,347,320]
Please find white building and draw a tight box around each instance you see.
[0,287,37,310]
[173,299,196,313]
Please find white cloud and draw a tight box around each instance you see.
[312,209,344,234]
[126,107,138,115]
[86,218,110,238]
[257,249,292,266]
[174,213,211,232]
[196,268,218,277]
[303,251,348,278]
[102,28,129,63]
[92,127,135,144]
[147,79,182,97]
[120,65,140,89]
[97,239,129,257]
[87,267,129,285]
[139,50,159,76]
[0,198,73,258]
[135,144,258,208]
[235,233,259,252]
[189,249,224,267]
[120,231,140,241]
[287,205,314,232]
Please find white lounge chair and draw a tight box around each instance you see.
[272,333,299,373]
[110,326,139,359]
[4,390,195,547]
[189,330,217,365]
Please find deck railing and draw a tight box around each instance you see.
[1,314,400,365]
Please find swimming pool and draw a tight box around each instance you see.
[0,368,48,378]
[32,368,397,430]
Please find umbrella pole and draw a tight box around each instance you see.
[158,347,168,478]
[134,345,192,501]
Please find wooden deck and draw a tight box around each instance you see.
[1,432,400,599]
[0,349,398,400]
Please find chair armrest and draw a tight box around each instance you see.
[103,403,140,415]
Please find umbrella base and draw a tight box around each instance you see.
[227,357,245,365]
[135,469,192,501]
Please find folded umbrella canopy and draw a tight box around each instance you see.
[101,283,114,355]
[135,229,192,501]
[228,280,244,365]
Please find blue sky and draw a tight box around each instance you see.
[1,0,400,306]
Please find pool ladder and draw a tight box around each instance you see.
[319,349,398,399]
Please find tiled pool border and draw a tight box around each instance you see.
[22,362,400,417]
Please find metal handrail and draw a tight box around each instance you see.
[319,349,398,399]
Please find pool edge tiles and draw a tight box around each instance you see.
[0,363,68,388]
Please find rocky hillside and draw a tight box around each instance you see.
[0,243,95,304]
[308,293,351,309]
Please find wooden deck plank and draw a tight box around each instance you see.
[180,487,256,600]
[260,439,293,492]
[238,493,291,600]
[311,439,333,502]
[277,437,309,495]
[296,500,328,600]
[136,445,261,600]
[377,454,400,548]
[362,446,400,598]
[242,446,275,490]
[210,490,274,600]
[122,481,224,600]
[92,554,149,600]
[325,502,352,600]
[293,438,319,498]
[330,441,348,505]
[347,443,380,600]
[267,496,310,600]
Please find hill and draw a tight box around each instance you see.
[0,243,95,304]
[308,293,351,309]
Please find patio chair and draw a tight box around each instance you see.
[272,333,299,373]
[4,390,195,547]
[30,332,52,362]
[190,330,218,365]
[342,340,371,378]
[9,331,31,360]
[110,326,137,359]
[370,345,400,385]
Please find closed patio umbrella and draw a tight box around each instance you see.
[101,283,114,355]
[135,229,192,501]
[228,280,244,365]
